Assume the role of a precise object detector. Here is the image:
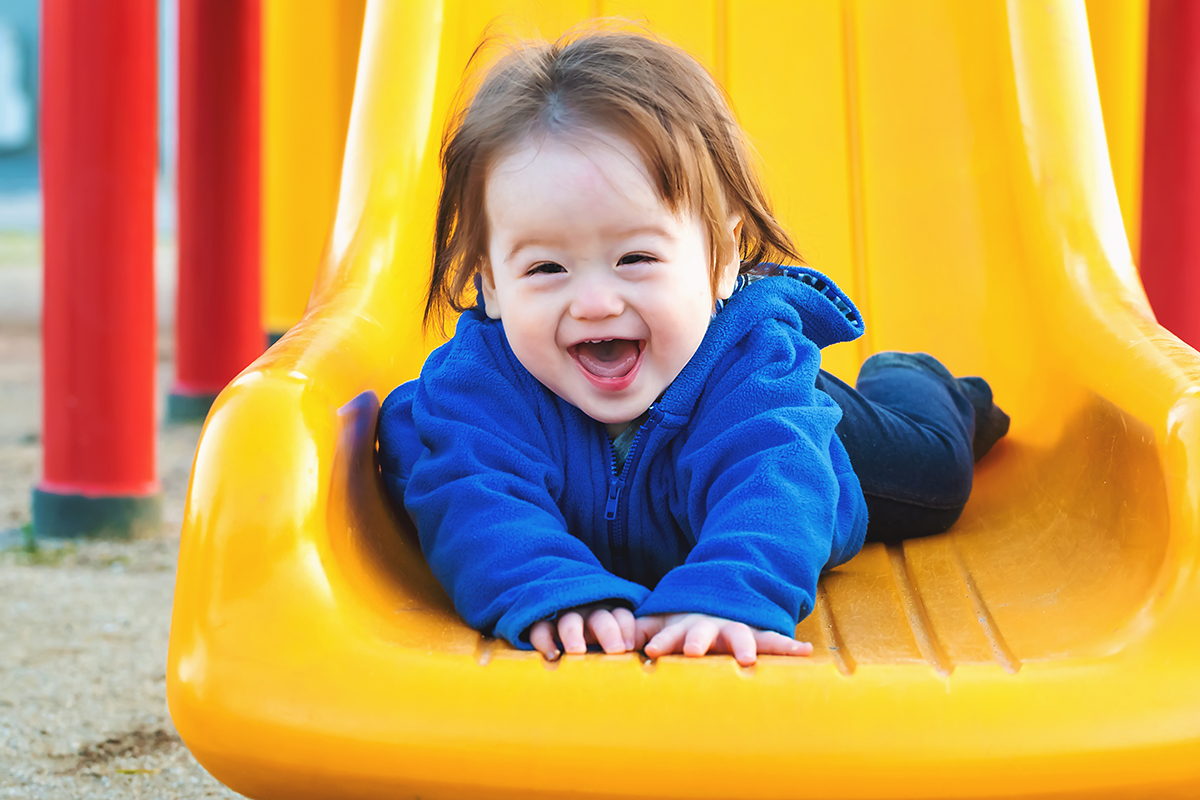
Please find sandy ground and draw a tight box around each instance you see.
[0,235,247,798]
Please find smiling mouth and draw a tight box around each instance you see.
[569,339,643,380]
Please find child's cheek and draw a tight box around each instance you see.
[508,316,561,378]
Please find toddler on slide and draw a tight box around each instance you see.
[377,29,1009,666]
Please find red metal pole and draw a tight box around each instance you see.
[170,0,263,421]
[1141,0,1200,348]
[36,0,160,538]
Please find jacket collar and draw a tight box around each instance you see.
[653,262,864,424]
[713,262,863,348]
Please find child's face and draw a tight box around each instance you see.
[481,132,740,434]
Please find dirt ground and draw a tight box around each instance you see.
[1,237,247,798]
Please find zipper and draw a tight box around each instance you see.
[604,477,624,520]
[604,436,622,519]
[604,406,661,577]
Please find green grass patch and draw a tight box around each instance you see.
[2,522,78,566]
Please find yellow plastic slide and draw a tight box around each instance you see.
[167,1,1200,798]
[1085,0,1147,258]
[260,0,364,339]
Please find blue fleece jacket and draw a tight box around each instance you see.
[377,265,868,649]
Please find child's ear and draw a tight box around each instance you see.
[715,216,744,301]
[480,264,502,320]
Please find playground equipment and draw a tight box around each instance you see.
[1085,0,1200,351]
[168,1,1200,798]
[35,0,160,538]
[261,0,365,343]
[1085,0,1147,257]
[35,0,361,532]
[169,0,263,422]
[1140,0,1200,349]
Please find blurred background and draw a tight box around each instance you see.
[1,3,267,796]
[0,0,178,329]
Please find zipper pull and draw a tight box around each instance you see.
[605,478,624,520]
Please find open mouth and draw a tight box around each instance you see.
[568,339,644,390]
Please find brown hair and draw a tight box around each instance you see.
[424,26,802,330]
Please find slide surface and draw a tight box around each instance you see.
[168,2,1200,798]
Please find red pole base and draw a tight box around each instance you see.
[33,487,161,540]
[166,389,220,423]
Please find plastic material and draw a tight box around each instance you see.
[261,0,365,339]
[168,2,1200,798]
[1140,0,1200,348]
[1085,0,1148,258]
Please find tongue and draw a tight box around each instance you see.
[574,339,640,378]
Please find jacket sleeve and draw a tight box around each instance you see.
[378,330,650,649]
[635,319,868,636]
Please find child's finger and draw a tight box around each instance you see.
[682,617,720,657]
[754,630,814,657]
[586,609,627,654]
[644,619,688,658]
[720,622,758,666]
[529,621,560,660]
[610,607,637,651]
[634,615,665,650]
[558,611,587,654]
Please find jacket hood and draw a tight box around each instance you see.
[716,263,864,348]
[655,263,863,422]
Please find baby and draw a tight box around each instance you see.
[378,30,1008,666]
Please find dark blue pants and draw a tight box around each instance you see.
[817,353,985,543]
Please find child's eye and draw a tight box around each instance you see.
[617,253,656,266]
[527,262,565,276]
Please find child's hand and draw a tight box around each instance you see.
[528,604,636,660]
[636,613,813,667]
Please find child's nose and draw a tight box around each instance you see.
[569,275,625,320]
